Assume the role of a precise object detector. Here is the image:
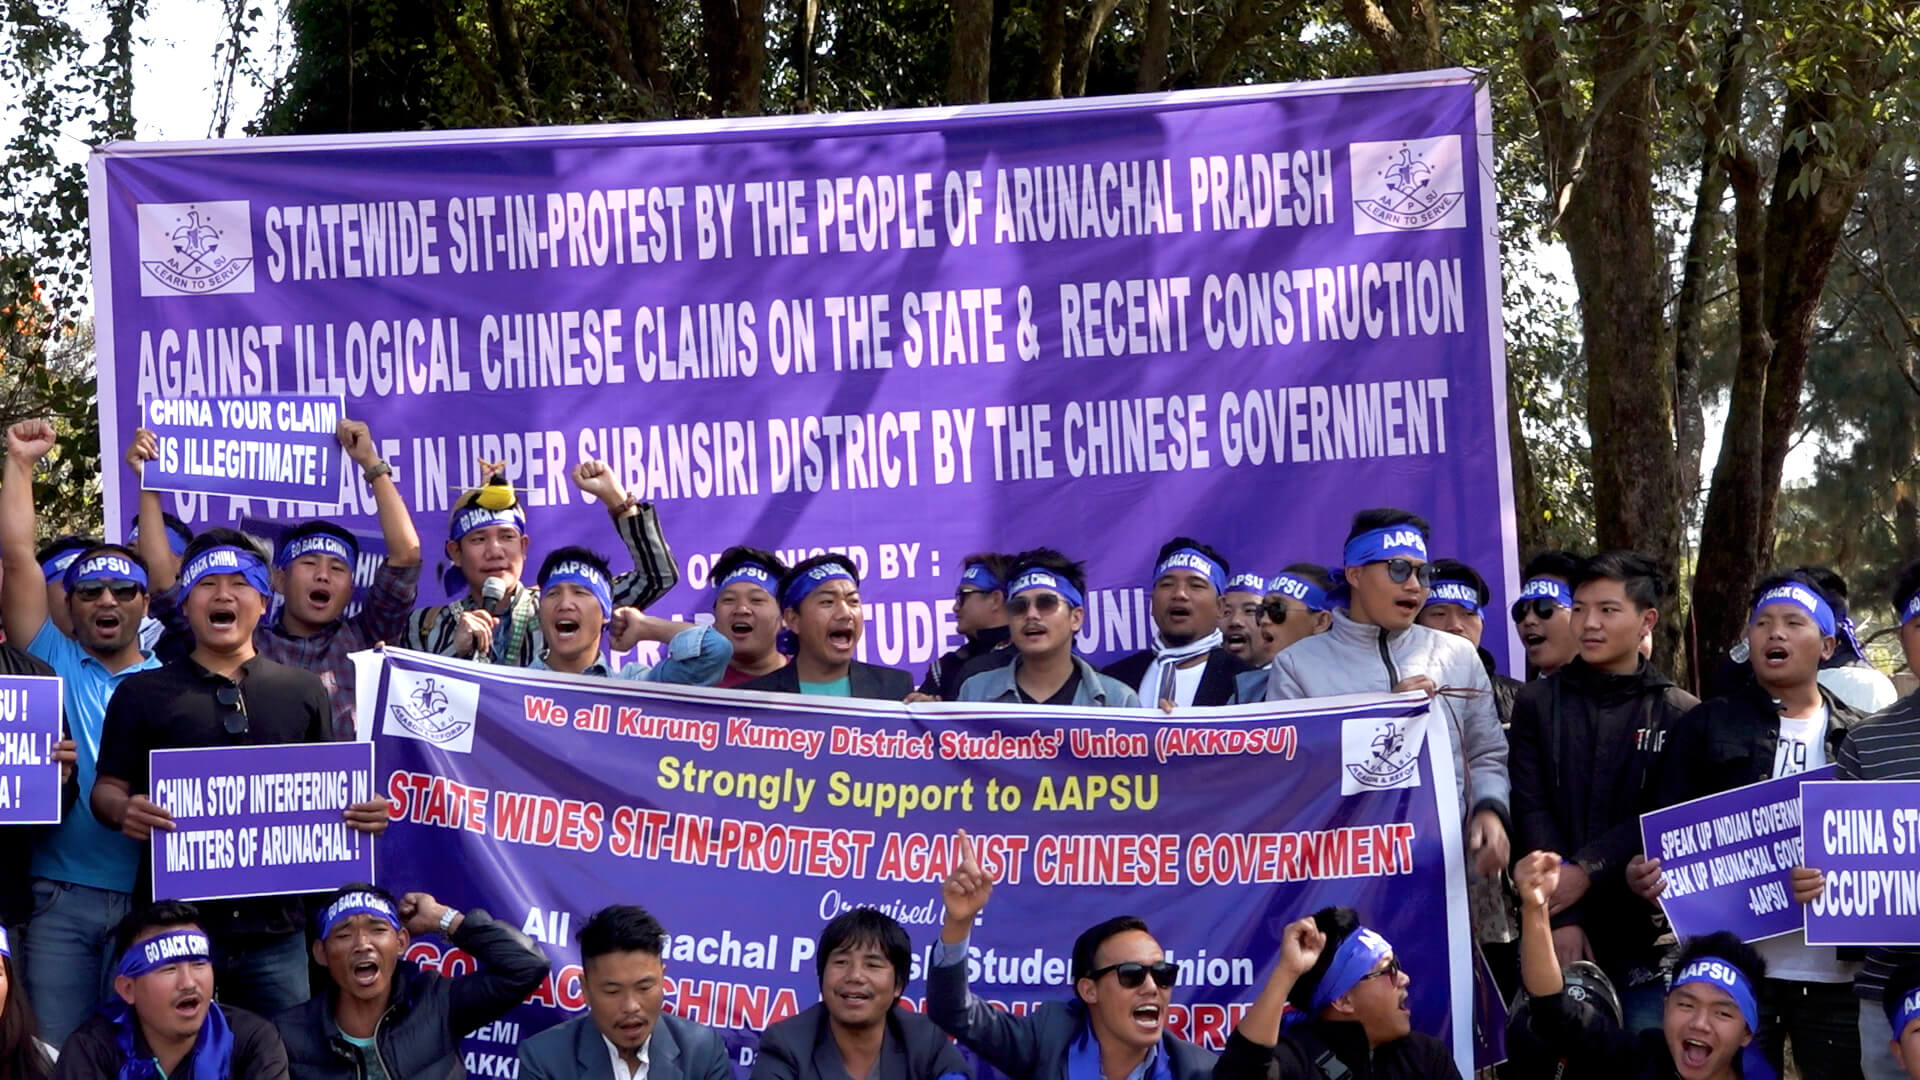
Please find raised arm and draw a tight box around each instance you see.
[340,420,421,568]
[0,421,55,643]
[126,427,180,589]
[573,460,679,609]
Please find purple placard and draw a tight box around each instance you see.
[141,395,346,506]
[1802,778,1920,946]
[0,675,63,825]
[1639,765,1835,943]
[90,72,1522,674]
[149,741,375,901]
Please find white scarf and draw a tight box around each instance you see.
[1146,627,1223,706]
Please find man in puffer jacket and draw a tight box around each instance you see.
[275,885,548,1079]
[1267,507,1510,878]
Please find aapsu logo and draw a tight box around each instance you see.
[137,202,256,296]
[389,677,471,746]
[1349,137,1466,234]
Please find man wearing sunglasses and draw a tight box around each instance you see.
[92,529,391,1019]
[1,419,166,1045]
[1514,551,1581,678]
[917,552,1014,700]
[1416,559,1522,726]
[1217,907,1460,1080]
[1232,565,1336,704]
[1101,538,1251,709]
[954,550,1140,706]
[930,830,1217,1080]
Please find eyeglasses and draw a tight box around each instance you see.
[215,684,249,736]
[73,580,143,603]
[1086,961,1178,989]
[954,587,990,604]
[1511,597,1561,623]
[1378,559,1433,587]
[1356,956,1402,983]
[1007,593,1065,617]
[1259,598,1293,624]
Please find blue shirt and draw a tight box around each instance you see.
[799,675,853,697]
[27,622,159,891]
[529,625,732,685]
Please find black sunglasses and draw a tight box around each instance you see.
[1378,558,1433,587]
[73,580,143,604]
[215,684,249,736]
[1511,597,1561,623]
[1259,597,1292,624]
[1356,956,1402,983]
[1086,961,1178,989]
[1008,593,1066,616]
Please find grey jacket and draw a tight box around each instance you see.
[519,1011,733,1080]
[956,654,1142,708]
[1266,609,1510,819]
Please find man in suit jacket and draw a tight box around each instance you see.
[751,909,969,1080]
[1100,538,1249,708]
[742,555,913,700]
[518,905,732,1080]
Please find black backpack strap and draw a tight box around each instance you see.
[1286,1029,1353,1080]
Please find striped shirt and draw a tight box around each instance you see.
[1836,691,1920,1001]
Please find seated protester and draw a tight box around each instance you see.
[742,555,913,699]
[528,547,731,684]
[55,901,290,1080]
[1512,850,1772,1080]
[1268,509,1510,880]
[1215,909,1460,1080]
[918,554,1014,700]
[91,530,391,1019]
[1416,558,1522,725]
[1796,566,1899,715]
[127,510,193,658]
[1635,571,1864,1078]
[1102,538,1250,708]
[930,831,1215,1080]
[131,421,424,740]
[0,926,58,1078]
[1234,565,1336,704]
[1514,550,1581,678]
[406,459,678,665]
[33,534,94,639]
[277,885,548,1080]
[752,909,970,1080]
[1219,570,1274,669]
[1,421,160,1046]
[710,547,791,688]
[954,550,1140,707]
[1881,963,1920,1080]
[1509,552,1697,1034]
[519,904,730,1080]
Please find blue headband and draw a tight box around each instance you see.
[1903,590,1920,629]
[1007,568,1085,609]
[450,504,527,543]
[960,562,1003,593]
[1308,927,1394,1015]
[716,562,778,597]
[1670,958,1760,1032]
[117,929,212,979]
[65,552,149,592]
[782,562,856,610]
[543,559,613,619]
[130,522,190,558]
[181,545,272,599]
[1424,581,1483,614]
[1154,548,1227,595]
[1342,527,1428,567]
[276,531,358,569]
[1889,986,1920,1040]
[1268,573,1330,612]
[1751,583,1837,637]
[0,925,8,958]
[1225,572,1267,597]
[318,891,403,940]
[1519,577,1574,608]
[40,548,86,583]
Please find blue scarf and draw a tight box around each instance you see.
[105,997,233,1080]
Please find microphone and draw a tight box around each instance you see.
[481,576,511,617]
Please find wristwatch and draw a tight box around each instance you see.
[437,907,459,935]
[363,460,394,484]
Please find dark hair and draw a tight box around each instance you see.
[1070,915,1151,982]
[1346,509,1429,543]
[1890,560,1920,621]
[1287,906,1361,1013]
[278,521,359,563]
[1153,537,1230,579]
[1281,562,1332,586]
[577,904,668,964]
[1571,551,1667,611]
[1671,931,1766,995]
[1006,547,1089,601]
[1425,559,1488,605]
[780,554,861,610]
[35,534,95,566]
[958,552,1014,585]
[712,546,789,591]
[66,543,148,582]
[1791,566,1861,664]
[113,900,205,962]
[538,545,612,587]
[131,512,194,548]
[182,528,268,565]
[816,909,910,996]
[1883,960,1920,1030]
[312,882,400,935]
[1522,550,1582,583]
[1749,570,1831,614]
[0,952,53,1078]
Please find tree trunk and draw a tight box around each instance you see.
[1341,0,1443,72]
[1063,0,1123,96]
[947,0,993,103]
[1038,0,1066,97]
[1136,0,1170,91]
[482,0,536,116]
[626,0,676,115]
[1199,0,1304,86]
[702,0,767,115]
[793,0,819,110]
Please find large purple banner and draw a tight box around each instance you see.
[363,647,1473,1076]
[91,72,1516,672]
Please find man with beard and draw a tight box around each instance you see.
[1,420,161,1045]
[742,555,913,699]
[1101,538,1249,708]
[918,554,1013,700]
[1514,551,1581,678]
[277,885,548,1079]
[709,547,791,688]
[1220,570,1274,669]
[752,910,970,1080]
[955,549,1139,706]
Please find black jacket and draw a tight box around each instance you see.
[274,909,548,1080]
[1508,658,1698,981]
[56,1004,289,1079]
[1213,1024,1462,1080]
[0,641,76,927]
[1514,990,1685,1080]
[742,661,914,700]
[1646,680,1866,809]
[1477,647,1522,727]
[751,1002,972,1080]
[919,626,1012,699]
[1101,649,1250,707]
